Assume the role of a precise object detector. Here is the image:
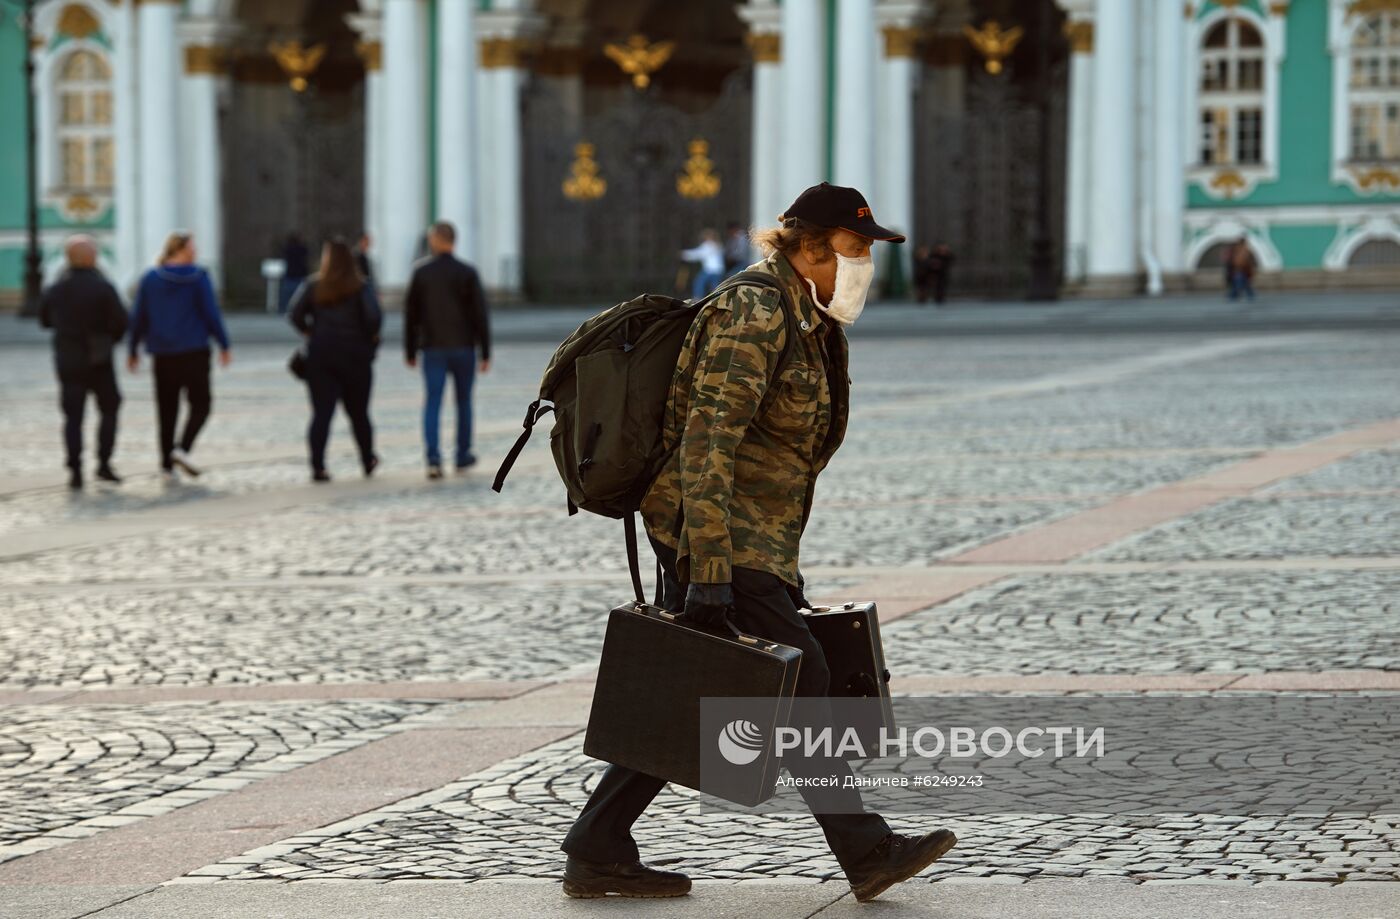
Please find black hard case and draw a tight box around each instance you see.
[803,601,896,752]
[584,602,803,806]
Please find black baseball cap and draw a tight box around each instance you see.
[781,182,906,244]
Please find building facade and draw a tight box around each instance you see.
[0,0,1397,306]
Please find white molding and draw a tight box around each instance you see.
[1326,0,1400,196]
[1183,216,1282,271]
[1185,201,1400,224]
[1184,4,1283,201]
[1322,214,1400,269]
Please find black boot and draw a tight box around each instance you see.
[561,857,691,899]
[96,464,122,484]
[846,830,957,902]
[67,468,83,490]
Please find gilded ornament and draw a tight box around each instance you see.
[1268,1,1290,15]
[1352,166,1400,190]
[604,34,675,90]
[1346,0,1400,15]
[57,4,100,40]
[563,142,606,202]
[480,37,529,69]
[963,20,1023,75]
[676,139,721,201]
[64,194,101,222]
[746,32,780,64]
[184,45,226,75]
[269,40,326,92]
[881,25,920,59]
[1208,169,1248,198]
[355,40,382,72]
[1063,21,1093,54]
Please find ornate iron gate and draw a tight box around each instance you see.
[522,72,752,302]
[913,70,1066,298]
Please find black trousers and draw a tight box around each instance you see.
[562,537,891,871]
[152,350,211,470]
[59,362,121,470]
[306,353,374,472]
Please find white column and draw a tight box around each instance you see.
[1062,11,1093,282]
[779,0,827,203]
[436,0,479,263]
[476,7,541,295]
[113,1,140,287]
[738,2,782,229]
[348,13,385,280]
[178,26,232,289]
[874,7,923,254]
[1086,0,1138,280]
[137,0,182,266]
[380,0,429,290]
[834,0,877,196]
[1152,0,1185,275]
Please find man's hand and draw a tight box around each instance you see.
[785,572,813,612]
[126,354,139,373]
[218,349,232,368]
[682,582,733,629]
[406,355,417,369]
[479,358,491,374]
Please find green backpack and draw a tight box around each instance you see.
[491,271,796,601]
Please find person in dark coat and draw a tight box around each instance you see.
[289,238,383,482]
[354,231,375,290]
[279,232,310,314]
[40,236,128,489]
[127,231,232,482]
[404,220,491,479]
[928,242,954,305]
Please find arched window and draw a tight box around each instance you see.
[55,49,113,192]
[1349,237,1400,266]
[1348,12,1400,163]
[1199,18,1265,166]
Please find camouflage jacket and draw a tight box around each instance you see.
[640,253,849,587]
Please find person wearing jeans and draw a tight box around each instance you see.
[127,231,231,481]
[404,220,491,479]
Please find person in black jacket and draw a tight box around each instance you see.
[403,220,491,479]
[40,236,129,489]
[289,238,383,482]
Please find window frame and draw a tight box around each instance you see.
[1329,1,1400,194]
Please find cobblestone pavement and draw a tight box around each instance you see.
[2,326,1399,904]
[0,699,442,863]
[187,733,1400,885]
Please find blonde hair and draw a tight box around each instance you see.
[750,216,835,261]
[157,231,193,265]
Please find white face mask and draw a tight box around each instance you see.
[820,253,874,326]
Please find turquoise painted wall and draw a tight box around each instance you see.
[1189,0,1400,208]
[0,15,28,232]
[1269,223,1338,266]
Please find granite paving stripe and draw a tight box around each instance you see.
[0,681,545,707]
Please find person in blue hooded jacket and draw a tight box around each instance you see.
[127,231,232,481]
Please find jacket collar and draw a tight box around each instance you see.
[761,252,827,337]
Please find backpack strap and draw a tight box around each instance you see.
[705,270,799,418]
[492,399,554,493]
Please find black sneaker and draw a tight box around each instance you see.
[96,465,122,484]
[846,830,957,902]
[427,464,444,480]
[562,857,691,899]
[68,469,83,490]
[363,455,379,478]
[312,469,332,484]
[455,455,478,473]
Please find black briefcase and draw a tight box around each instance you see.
[584,601,803,807]
[804,602,895,754]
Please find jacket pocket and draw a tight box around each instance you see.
[761,365,821,440]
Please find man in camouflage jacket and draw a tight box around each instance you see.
[563,184,958,903]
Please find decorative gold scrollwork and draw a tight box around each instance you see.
[963,20,1023,75]
[603,34,675,90]
[1352,166,1400,190]
[269,41,326,93]
[1209,169,1248,198]
[676,139,721,201]
[563,142,606,202]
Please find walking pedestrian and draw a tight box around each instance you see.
[127,231,231,482]
[928,242,954,305]
[680,228,725,298]
[278,232,310,314]
[354,231,375,290]
[404,220,491,480]
[722,221,751,276]
[289,238,382,483]
[561,182,956,902]
[1226,237,1257,302]
[39,235,128,489]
